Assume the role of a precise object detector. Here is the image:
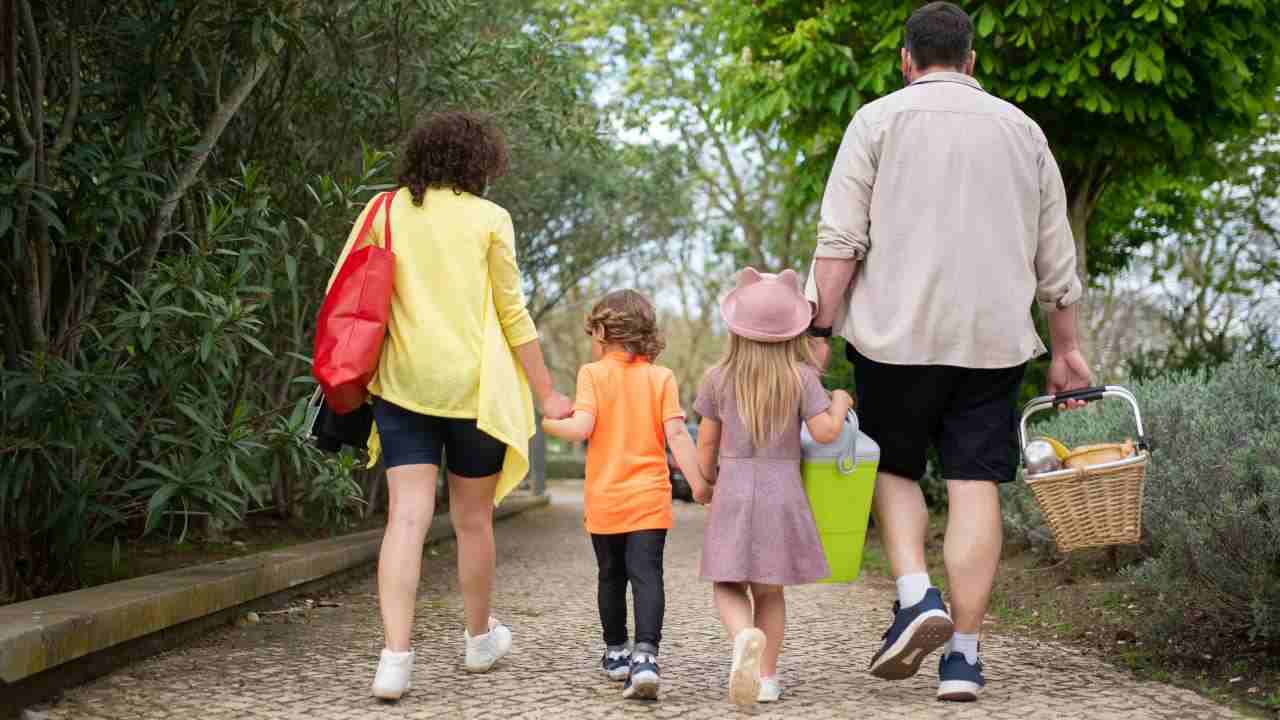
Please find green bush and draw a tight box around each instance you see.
[1002,360,1280,646]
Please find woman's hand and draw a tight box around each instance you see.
[541,390,574,420]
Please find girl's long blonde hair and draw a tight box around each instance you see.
[718,333,816,449]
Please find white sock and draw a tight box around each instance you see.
[948,633,980,664]
[895,572,931,608]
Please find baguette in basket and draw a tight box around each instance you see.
[1062,439,1137,470]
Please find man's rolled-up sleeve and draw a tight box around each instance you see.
[1034,139,1084,311]
[815,112,878,261]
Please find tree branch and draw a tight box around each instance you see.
[17,0,40,145]
[139,47,277,277]
[50,0,82,159]
[3,0,32,148]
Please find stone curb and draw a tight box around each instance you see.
[0,493,549,714]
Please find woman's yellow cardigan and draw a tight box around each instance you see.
[328,188,537,505]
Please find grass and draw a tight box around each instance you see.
[858,514,1280,718]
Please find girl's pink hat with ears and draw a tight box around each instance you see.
[720,267,815,343]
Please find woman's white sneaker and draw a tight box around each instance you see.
[728,628,766,706]
[758,676,782,703]
[371,648,414,700]
[464,617,512,672]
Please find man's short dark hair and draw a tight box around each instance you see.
[905,2,974,69]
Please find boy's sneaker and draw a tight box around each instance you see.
[601,645,632,681]
[758,676,782,703]
[464,617,512,673]
[868,588,954,680]
[937,651,985,701]
[728,627,766,706]
[622,652,660,700]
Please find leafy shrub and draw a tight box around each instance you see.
[0,166,368,602]
[1002,359,1280,645]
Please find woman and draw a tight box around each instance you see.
[328,112,573,700]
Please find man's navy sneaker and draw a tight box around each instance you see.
[868,587,955,680]
[937,651,984,701]
[622,653,660,700]
[601,647,631,681]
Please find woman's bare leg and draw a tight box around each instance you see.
[378,464,438,651]
[447,471,500,636]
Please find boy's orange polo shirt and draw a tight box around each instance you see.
[574,352,685,535]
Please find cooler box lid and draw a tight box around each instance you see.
[801,410,881,472]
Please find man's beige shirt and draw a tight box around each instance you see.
[806,71,1083,369]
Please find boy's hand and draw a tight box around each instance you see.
[692,481,714,506]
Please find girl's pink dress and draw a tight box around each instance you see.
[694,365,831,585]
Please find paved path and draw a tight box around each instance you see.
[32,486,1239,719]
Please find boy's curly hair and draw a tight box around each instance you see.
[584,290,666,360]
[398,111,508,206]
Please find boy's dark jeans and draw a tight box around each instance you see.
[590,529,667,655]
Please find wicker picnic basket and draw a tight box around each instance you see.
[1019,386,1152,553]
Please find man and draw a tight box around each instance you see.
[805,1,1091,702]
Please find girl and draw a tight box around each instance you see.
[694,268,852,706]
[543,289,710,701]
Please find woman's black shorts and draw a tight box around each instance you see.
[371,397,506,477]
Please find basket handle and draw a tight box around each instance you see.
[1020,385,1151,455]
[1051,386,1107,405]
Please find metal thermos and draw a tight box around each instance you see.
[1024,439,1062,475]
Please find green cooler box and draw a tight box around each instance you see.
[801,411,879,583]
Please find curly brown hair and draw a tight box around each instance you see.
[398,112,509,206]
[584,290,666,360]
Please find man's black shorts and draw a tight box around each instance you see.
[847,345,1026,483]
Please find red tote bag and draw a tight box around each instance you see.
[313,191,396,415]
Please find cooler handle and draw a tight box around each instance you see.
[838,410,859,475]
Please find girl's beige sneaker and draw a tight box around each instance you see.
[728,627,766,706]
[758,676,782,703]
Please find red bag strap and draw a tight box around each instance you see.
[382,190,394,253]
[354,190,396,253]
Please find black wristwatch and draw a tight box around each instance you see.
[807,324,833,338]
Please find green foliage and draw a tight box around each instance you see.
[1120,115,1280,378]
[0,0,667,602]
[714,0,1280,277]
[553,0,816,271]
[1002,360,1280,647]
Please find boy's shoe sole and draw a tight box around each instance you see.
[869,610,954,680]
[623,671,659,700]
[605,666,631,682]
[728,628,766,706]
[937,679,982,702]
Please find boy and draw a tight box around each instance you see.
[543,289,710,700]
